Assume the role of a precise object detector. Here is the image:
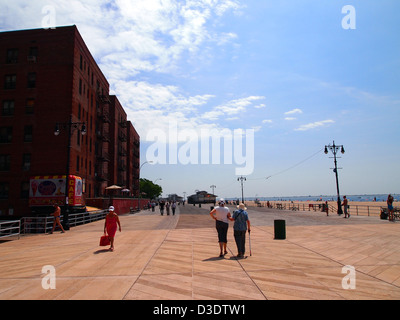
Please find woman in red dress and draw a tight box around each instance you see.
[104,206,121,251]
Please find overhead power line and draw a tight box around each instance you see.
[249,148,324,181]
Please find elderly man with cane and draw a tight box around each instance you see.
[231,203,251,258]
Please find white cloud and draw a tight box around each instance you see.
[202,96,265,120]
[284,108,303,115]
[284,117,296,121]
[254,104,266,109]
[295,120,335,131]
[1,0,241,77]
[262,119,272,124]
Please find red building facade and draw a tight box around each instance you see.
[0,26,140,216]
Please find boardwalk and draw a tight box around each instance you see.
[0,204,400,300]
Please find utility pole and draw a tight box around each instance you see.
[210,185,216,195]
[210,185,216,205]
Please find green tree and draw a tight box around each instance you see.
[139,178,162,199]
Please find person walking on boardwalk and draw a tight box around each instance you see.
[159,200,165,215]
[387,194,394,221]
[210,199,233,257]
[171,201,176,215]
[232,203,251,258]
[104,206,121,251]
[50,204,65,234]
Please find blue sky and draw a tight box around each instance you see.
[1,0,399,199]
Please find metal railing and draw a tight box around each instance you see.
[252,201,388,217]
[21,209,108,234]
[0,220,21,240]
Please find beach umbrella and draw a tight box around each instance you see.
[105,185,122,206]
[106,185,122,190]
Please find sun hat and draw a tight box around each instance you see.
[218,198,225,205]
[237,203,247,210]
[109,206,115,211]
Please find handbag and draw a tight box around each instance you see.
[99,234,110,246]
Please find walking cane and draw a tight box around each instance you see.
[248,230,252,256]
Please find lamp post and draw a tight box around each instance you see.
[237,176,246,204]
[54,115,86,230]
[324,141,345,215]
[210,184,216,205]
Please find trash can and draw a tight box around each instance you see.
[274,219,286,240]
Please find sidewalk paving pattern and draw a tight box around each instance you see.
[1,204,399,300]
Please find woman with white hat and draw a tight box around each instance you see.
[209,199,233,257]
[104,206,121,251]
[232,203,251,258]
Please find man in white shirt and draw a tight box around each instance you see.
[210,199,233,257]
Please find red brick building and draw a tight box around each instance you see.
[0,26,140,217]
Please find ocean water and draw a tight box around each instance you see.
[227,194,398,202]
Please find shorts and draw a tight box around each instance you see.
[388,204,394,211]
[216,220,228,243]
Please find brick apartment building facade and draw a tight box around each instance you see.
[0,26,140,217]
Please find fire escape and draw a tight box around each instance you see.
[117,120,127,187]
[94,89,111,195]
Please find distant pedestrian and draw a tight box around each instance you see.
[104,206,121,251]
[387,194,394,221]
[159,201,165,215]
[209,199,233,257]
[342,196,350,218]
[232,203,251,258]
[166,202,170,215]
[324,201,329,216]
[171,201,176,215]
[50,204,65,234]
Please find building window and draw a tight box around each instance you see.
[2,100,15,116]
[29,46,38,58]
[22,153,31,171]
[0,155,11,171]
[6,49,18,64]
[27,73,36,88]
[76,155,80,171]
[4,74,16,89]
[0,127,12,143]
[23,126,33,142]
[79,79,82,94]
[26,99,35,114]
[0,182,9,199]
